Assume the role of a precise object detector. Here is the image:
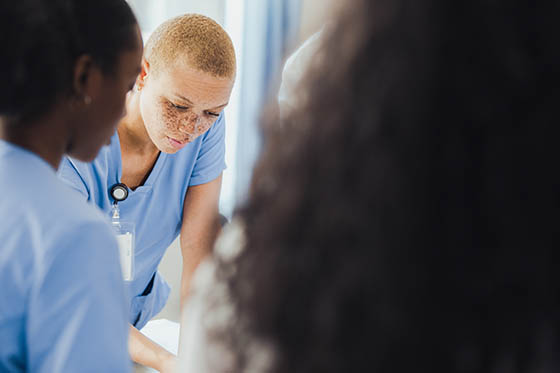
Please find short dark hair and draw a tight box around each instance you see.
[208,0,560,372]
[0,0,138,122]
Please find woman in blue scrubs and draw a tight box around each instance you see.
[57,14,236,372]
[0,1,142,372]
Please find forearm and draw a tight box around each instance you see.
[180,175,223,309]
[180,238,214,309]
[129,324,177,372]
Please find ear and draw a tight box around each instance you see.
[135,58,150,90]
[73,55,102,103]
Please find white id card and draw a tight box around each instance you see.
[113,221,135,282]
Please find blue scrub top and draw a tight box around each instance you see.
[58,113,226,329]
[0,140,130,372]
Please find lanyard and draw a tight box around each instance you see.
[109,183,135,282]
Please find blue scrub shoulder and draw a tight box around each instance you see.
[0,141,131,372]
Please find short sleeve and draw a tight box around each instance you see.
[26,221,131,373]
[189,113,227,186]
[57,157,89,199]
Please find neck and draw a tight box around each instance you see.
[0,113,69,170]
[118,91,159,156]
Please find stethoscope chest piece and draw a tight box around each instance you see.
[110,183,129,203]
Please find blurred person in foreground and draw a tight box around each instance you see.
[0,0,142,371]
[178,0,560,372]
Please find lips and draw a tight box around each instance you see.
[167,136,188,149]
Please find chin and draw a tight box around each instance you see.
[156,137,184,154]
[161,146,181,155]
[66,141,104,162]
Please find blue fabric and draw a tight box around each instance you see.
[0,140,130,372]
[233,0,301,204]
[57,113,226,329]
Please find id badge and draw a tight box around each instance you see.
[113,221,135,282]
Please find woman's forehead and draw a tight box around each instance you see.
[154,63,233,107]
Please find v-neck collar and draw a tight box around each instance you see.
[113,131,167,193]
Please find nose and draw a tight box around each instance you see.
[180,113,202,134]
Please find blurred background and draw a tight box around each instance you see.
[125,0,335,324]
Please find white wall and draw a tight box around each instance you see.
[128,0,226,33]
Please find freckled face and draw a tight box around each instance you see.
[139,62,234,154]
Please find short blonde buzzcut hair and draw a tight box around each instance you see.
[144,14,236,79]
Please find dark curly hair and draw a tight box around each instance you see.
[213,0,560,372]
[0,0,138,123]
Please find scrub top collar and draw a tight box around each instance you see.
[112,131,168,192]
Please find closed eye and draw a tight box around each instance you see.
[170,102,189,110]
[206,111,220,117]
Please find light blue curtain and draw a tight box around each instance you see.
[233,0,301,205]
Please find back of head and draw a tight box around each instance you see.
[144,13,236,79]
[0,0,138,123]
[213,0,560,372]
